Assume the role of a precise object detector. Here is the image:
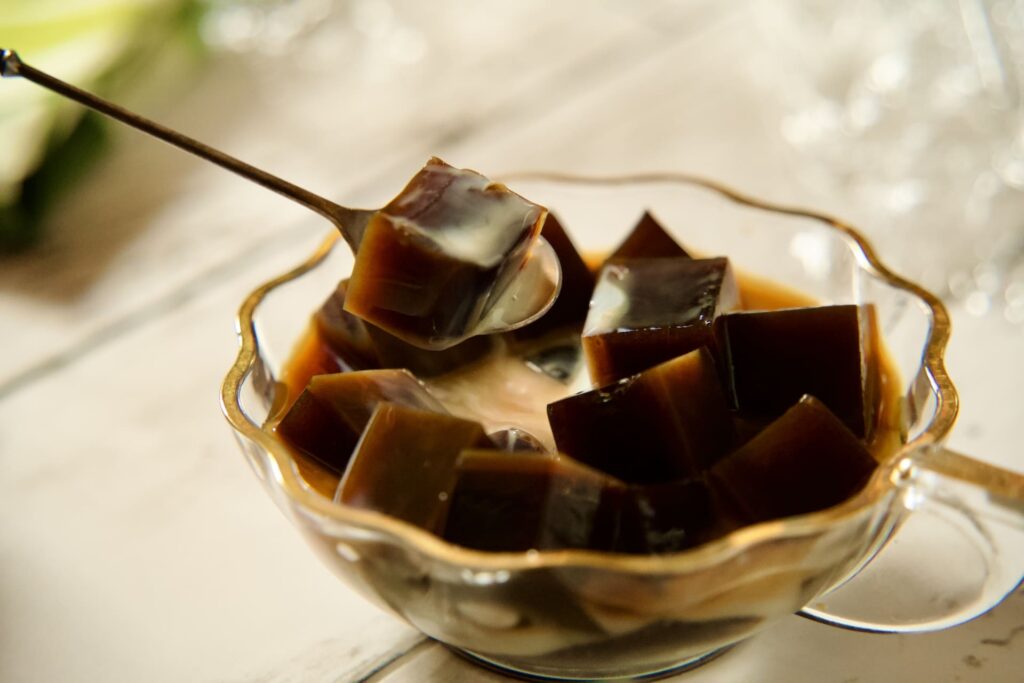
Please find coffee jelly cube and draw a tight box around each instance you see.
[582,257,740,387]
[345,157,547,349]
[275,369,445,474]
[709,396,878,522]
[314,280,380,371]
[336,403,491,534]
[715,305,877,438]
[443,450,625,552]
[316,279,493,376]
[511,213,595,341]
[606,211,690,262]
[611,478,724,554]
[547,348,734,484]
[366,325,493,378]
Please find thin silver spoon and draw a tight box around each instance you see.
[0,48,559,345]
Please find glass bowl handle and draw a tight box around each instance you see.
[800,447,1024,633]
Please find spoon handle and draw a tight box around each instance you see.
[1,49,363,246]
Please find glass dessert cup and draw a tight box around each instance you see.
[222,173,1024,681]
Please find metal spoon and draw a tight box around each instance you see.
[0,48,560,347]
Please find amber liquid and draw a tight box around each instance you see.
[269,270,903,500]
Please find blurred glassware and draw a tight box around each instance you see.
[199,0,429,79]
[199,0,334,54]
[753,0,1024,326]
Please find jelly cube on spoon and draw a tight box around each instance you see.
[344,158,548,349]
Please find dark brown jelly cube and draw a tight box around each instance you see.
[715,304,877,438]
[443,450,624,552]
[611,478,721,554]
[488,427,549,453]
[547,348,735,484]
[366,325,492,378]
[344,157,546,349]
[336,403,491,534]
[315,279,492,376]
[709,396,878,522]
[314,280,381,371]
[274,369,445,474]
[730,414,774,451]
[510,213,595,340]
[606,211,690,262]
[583,257,740,386]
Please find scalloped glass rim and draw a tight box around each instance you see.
[220,171,958,574]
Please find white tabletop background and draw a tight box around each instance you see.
[1,2,1021,681]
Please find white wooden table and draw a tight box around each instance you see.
[2,2,1021,681]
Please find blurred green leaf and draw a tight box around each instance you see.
[0,0,206,253]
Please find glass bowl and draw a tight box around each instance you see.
[221,172,1024,681]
